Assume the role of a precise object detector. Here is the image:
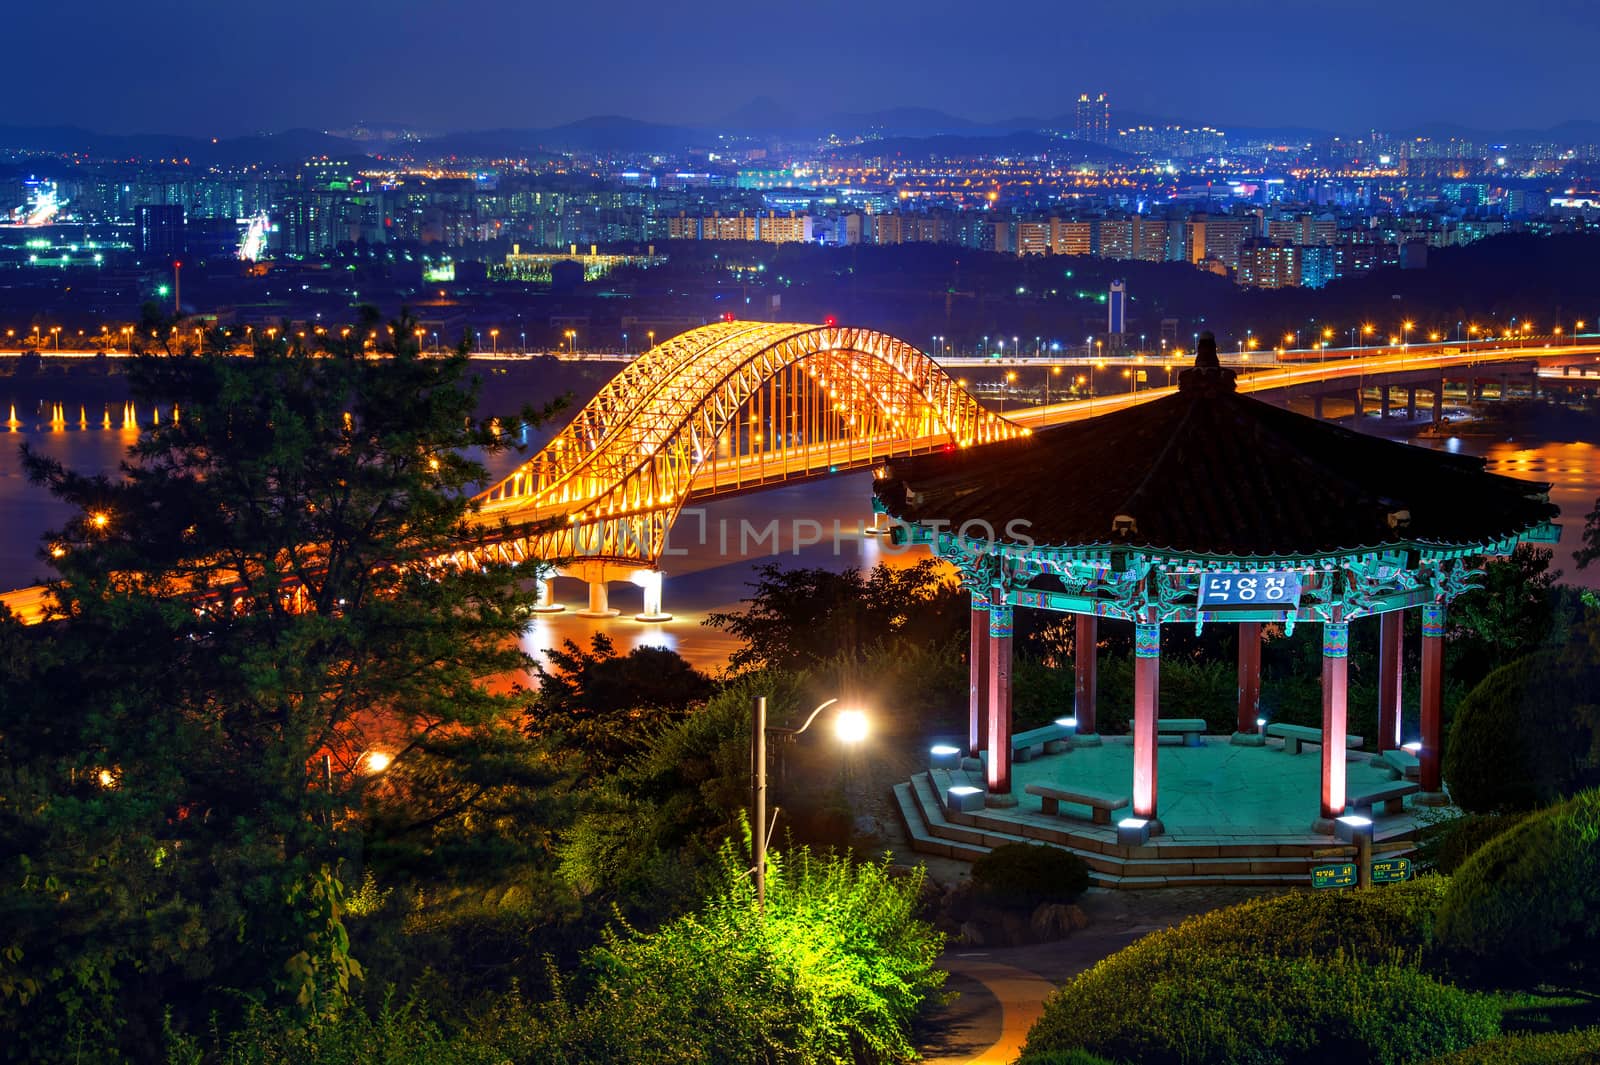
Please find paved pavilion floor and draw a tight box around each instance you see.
[978,735,1425,839]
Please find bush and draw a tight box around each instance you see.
[1424,1027,1600,1064]
[1415,812,1534,874]
[1444,652,1600,812]
[165,990,549,1065]
[1020,883,1493,1065]
[1023,946,1497,1065]
[1099,879,1449,964]
[1436,788,1600,982]
[551,839,946,1064]
[1017,1051,1121,1065]
[971,844,1090,910]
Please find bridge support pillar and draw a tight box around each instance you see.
[577,581,620,618]
[1314,619,1349,834]
[631,570,672,622]
[1434,378,1445,421]
[1353,388,1365,418]
[531,576,565,613]
[1380,386,1391,419]
[1312,395,1324,419]
[1406,387,1417,419]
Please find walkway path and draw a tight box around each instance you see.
[916,887,1279,1064]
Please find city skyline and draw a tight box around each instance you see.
[7,0,1600,138]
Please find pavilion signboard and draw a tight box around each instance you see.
[1198,571,1303,611]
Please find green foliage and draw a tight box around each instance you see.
[164,989,548,1065]
[1023,942,1497,1065]
[970,843,1090,910]
[1436,788,1600,982]
[706,560,966,672]
[1579,494,1600,571]
[1444,652,1600,812]
[0,311,559,1053]
[549,838,946,1064]
[1415,812,1535,874]
[1425,1028,1600,1064]
[557,669,810,915]
[1021,883,1490,1065]
[1017,1052,1122,1065]
[1449,547,1563,683]
[525,633,713,774]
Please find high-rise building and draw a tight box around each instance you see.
[134,203,186,261]
[1050,218,1092,256]
[1075,92,1111,144]
[1236,240,1302,289]
[1107,280,1127,336]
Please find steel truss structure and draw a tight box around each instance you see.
[464,323,1021,567]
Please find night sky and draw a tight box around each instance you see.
[10,0,1597,137]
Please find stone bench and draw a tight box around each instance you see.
[1374,748,1421,781]
[1158,718,1207,747]
[1266,723,1365,755]
[1024,783,1131,825]
[1012,722,1074,762]
[1346,780,1420,817]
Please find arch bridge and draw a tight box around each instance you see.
[444,322,1022,615]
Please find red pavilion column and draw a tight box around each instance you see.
[1377,612,1404,752]
[984,589,1017,806]
[1418,602,1449,803]
[968,590,990,757]
[1073,614,1101,743]
[1316,619,1350,833]
[1132,617,1162,833]
[1234,621,1262,739]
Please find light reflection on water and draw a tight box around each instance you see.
[4,407,1597,675]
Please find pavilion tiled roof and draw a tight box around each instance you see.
[875,360,1558,559]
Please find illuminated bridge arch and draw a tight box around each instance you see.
[470,322,1022,566]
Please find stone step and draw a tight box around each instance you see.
[892,782,991,862]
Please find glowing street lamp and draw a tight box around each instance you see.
[751,696,868,913]
[490,328,499,355]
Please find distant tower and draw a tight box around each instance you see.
[1076,92,1111,143]
[1107,279,1127,337]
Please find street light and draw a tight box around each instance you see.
[490,328,499,355]
[752,696,868,913]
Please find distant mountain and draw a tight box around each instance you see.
[534,115,704,152]
[821,107,978,134]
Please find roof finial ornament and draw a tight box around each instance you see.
[1179,330,1237,393]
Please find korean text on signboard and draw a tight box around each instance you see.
[1198,571,1303,610]
[1311,863,1357,889]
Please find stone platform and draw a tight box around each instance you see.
[893,734,1438,889]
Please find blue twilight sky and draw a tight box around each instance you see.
[7,0,1597,136]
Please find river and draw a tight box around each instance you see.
[2,368,1595,674]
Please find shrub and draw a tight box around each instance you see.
[970,844,1090,909]
[552,839,946,1064]
[1436,788,1600,982]
[1017,1051,1122,1065]
[1444,652,1600,812]
[1424,1027,1600,1064]
[1020,883,1493,1065]
[1415,812,1534,874]
[1022,946,1497,1065]
[1103,879,1449,964]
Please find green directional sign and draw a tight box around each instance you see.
[1371,858,1412,884]
[1311,863,1357,889]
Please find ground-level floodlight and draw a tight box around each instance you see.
[1118,817,1152,846]
[947,784,986,813]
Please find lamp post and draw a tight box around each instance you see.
[752,696,868,913]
